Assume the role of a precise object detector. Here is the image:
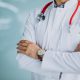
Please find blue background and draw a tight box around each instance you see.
[0,0,50,80]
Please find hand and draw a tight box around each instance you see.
[17,40,41,60]
[74,43,80,52]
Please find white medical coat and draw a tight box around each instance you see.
[16,0,80,80]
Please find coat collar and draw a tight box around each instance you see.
[53,0,78,8]
[54,0,65,8]
[65,0,78,8]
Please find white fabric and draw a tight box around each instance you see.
[16,0,80,80]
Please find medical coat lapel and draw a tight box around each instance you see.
[42,0,78,51]
[42,6,68,50]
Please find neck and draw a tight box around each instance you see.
[55,0,69,6]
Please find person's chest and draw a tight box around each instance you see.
[34,4,80,52]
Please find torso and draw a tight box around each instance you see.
[31,0,80,80]
[35,0,80,53]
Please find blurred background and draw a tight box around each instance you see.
[0,0,50,80]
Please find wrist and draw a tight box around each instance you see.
[37,49,45,56]
[37,49,45,61]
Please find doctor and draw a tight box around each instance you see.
[17,0,80,80]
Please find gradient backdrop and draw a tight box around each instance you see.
[0,0,50,80]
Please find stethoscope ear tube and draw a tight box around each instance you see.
[36,1,80,26]
[69,1,80,26]
[36,1,53,22]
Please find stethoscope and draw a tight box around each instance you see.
[37,1,80,26]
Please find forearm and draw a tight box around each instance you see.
[41,50,80,73]
[16,53,57,77]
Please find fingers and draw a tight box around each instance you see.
[16,40,40,60]
[17,40,32,51]
[17,40,33,47]
[77,43,80,47]
[17,40,32,55]
[17,50,26,54]
[74,43,80,52]
[17,46,30,56]
[17,42,28,47]
[17,45,27,51]
[19,40,33,44]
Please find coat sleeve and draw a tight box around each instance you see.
[42,50,80,73]
[16,10,59,78]
[41,16,80,73]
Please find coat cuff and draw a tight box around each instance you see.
[41,51,54,71]
[41,51,63,72]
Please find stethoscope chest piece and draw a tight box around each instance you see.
[36,0,80,32]
[37,13,45,22]
[36,1,53,22]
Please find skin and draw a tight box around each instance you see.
[17,40,80,61]
[74,44,80,52]
[17,40,41,60]
[56,0,69,6]
[17,0,80,60]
